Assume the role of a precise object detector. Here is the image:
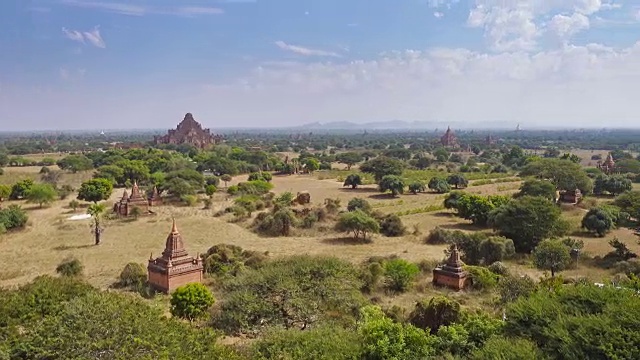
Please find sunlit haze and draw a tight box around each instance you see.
[2,0,640,130]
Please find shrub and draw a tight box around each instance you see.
[347,197,372,213]
[498,275,537,303]
[487,261,509,276]
[409,296,462,334]
[56,257,84,277]
[324,198,341,213]
[384,259,420,292]
[465,265,498,291]
[409,181,427,194]
[301,213,318,228]
[205,184,217,197]
[170,283,215,321]
[248,172,272,182]
[202,244,268,276]
[252,325,362,360]
[0,205,29,230]
[181,194,198,207]
[237,180,273,195]
[118,263,147,288]
[227,185,239,195]
[379,214,406,237]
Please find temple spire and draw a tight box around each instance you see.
[171,217,178,233]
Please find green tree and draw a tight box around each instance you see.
[215,256,365,334]
[498,275,537,303]
[94,164,125,185]
[304,158,320,173]
[532,240,571,277]
[408,181,426,194]
[9,178,34,200]
[582,207,615,237]
[335,209,380,241]
[489,196,564,253]
[428,177,451,193]
[87,203,106,245]
[347,197,372,213]
[77,178,113,203]
[378,175,405,196]
[384,259,419,292]
[447,174,468,189]
[220,174,232,187]
[594,175,633,196]
[613,190,640,220]
[164,177,195,198]
[359,305,435,360]
[118,159,151,183]
[336,152,363,170]
[343,173,363,189]
[2,277,238,359]
[57,154,94,173]
[25,183,57,208]
[360,156,405,182]
[516,179,557,201]
[170,283,215,321]
[520,158,593,194]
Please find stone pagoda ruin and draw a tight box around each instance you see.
[433,245,468,290]
[441,126,459,148]
[113,181,151,216]
[147,219,204,294]
[154,113,222,149]
[148,185,162,206]
[598,153,616,174]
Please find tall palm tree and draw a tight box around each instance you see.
[87,203,106,245]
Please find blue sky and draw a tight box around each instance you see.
[1,0,640,130]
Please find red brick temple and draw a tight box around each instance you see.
[113,181,150,216]
[154,113,222,149]
[147,219,204,294]
[598,153,616,174]
[433,245,468,290]
[441,126,459,148]
[148,185,162,206]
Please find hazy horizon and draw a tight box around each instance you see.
[2,0,640,131]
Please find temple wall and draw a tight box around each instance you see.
[433,274,466,290]
[167,270,203,292]
[148,270,169,292]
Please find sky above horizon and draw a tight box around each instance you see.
[1,0,640,130]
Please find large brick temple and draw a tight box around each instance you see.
[154,113,222,149]
[147,219,204,293]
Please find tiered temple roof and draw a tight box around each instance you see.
[441,126,459,148]
[147,219,203,293]
[154,113,222,149]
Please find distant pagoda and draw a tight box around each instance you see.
[154,113,222,149]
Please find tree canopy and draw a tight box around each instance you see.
[359,156,404,182]
[520,158,593,194]
[489,196,565,253]
[77,178,113,203]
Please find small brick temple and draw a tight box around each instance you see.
[432,245,468,290]
[147,219,203,293]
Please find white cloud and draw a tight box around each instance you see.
[59,67,87,81]
[62,26,106,48]
[434,12,445,18]
[275,41,341,57]
[465,0,623,51]
[60,0,224,17]
[548,13,590,40]
[190,41,640,128]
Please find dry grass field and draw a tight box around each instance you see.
[1,164,639,292]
